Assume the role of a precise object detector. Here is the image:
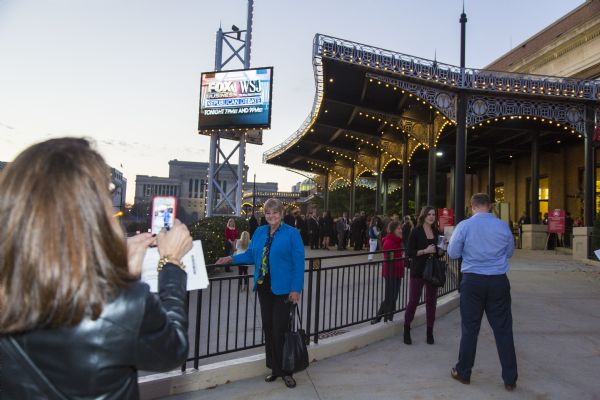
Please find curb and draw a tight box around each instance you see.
[139,291,459,399]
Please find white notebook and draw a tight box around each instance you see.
[141,240,209,292]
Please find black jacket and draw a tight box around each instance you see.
[407,225,440,278]
[283,214,296,227]
[1,264,188,400]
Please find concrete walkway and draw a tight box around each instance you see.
[167,250,600,400]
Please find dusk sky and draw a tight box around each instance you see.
[0,0,584,203]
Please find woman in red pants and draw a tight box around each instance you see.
[404,206,443,345]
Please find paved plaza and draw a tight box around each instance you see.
[166,250,600,400]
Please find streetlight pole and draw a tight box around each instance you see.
[252,173,256,215]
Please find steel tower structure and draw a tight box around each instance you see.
[205,0,258,217]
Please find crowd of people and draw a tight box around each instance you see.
[245,208,416,254]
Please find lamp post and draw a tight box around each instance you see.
[252,173,256,215]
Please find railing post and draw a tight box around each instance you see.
[305,259,314,343]
[313,258,322,344]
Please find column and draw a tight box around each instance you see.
[530,131,540,224]
[206,133,218,217]
[414,173,421,214]
[584,104,596,226]
[350,166,356,217]
[454,93,467,224]
[427,126,437,206]
[323,173,330,211]
[375,154,382,214]
[235,136,246,216]
[488,147,496,202]
[382,177,389,215]
[449,166,455,208]
[402,135,410,217]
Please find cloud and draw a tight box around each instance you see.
[0,121,14,130]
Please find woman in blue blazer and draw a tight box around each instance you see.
[217,198,305,388]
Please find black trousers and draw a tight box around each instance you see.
[337,231,346,250]
[258,288,293,376]
[310,232,320,249]
[377,277,402,320]
[455,273,518,385]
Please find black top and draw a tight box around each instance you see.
[407,225,439,278]
[2,264,188,399]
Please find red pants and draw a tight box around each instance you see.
[404,277,438,329]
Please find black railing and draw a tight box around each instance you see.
[181,250,460,370]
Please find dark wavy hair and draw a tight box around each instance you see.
[0,138,134,334]
[417,206,437,227]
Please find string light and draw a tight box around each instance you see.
[468,115,583,137]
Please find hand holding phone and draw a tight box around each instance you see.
[157,219,193,262]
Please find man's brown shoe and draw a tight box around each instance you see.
[505,383,516,391]
[450,368,470,385]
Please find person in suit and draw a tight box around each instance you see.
[283,208,296,227]
[336,212,349,250]
[217,198,305,389]
[319,211,333,249]
[404,206,444,345]
[351,213,363,250]
[295,212,308,245]
[249,212,259,238]
[448,193,517,391]
[308,210,320,250]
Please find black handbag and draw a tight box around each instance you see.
[423,256,447,288]
[282,305,309,373]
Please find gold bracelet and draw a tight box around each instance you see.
[157,255,185,272]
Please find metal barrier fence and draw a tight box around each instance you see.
[182,250,461,370]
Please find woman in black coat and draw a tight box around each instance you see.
[404,206,443,345]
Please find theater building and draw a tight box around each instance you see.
[262,1,600,258]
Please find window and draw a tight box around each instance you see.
[596,167,600,214]
[189,179,193,198]
[194,179,199,198]
[526,176,549,221]
[539,177,549,216]
[200,179,205,198]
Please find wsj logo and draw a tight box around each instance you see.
[208,80,262,94]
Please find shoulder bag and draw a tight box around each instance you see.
[282,305,309,374]
[423,256,447,288]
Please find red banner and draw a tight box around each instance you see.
[547,209,565,234]
[438,208,454,231]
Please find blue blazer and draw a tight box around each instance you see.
[232,223,305,294]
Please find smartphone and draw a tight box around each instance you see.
[151,196,177,235]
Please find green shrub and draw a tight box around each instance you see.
[188,216,249,265]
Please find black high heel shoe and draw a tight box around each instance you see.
[371,316,382,325]
[403,326,412,345]
[427,327,434,345]
[265,374,278,382]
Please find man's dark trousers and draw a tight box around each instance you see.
[456,273,518,385]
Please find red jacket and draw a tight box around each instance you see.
[382,233,405,278]
[225,227,238,242]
